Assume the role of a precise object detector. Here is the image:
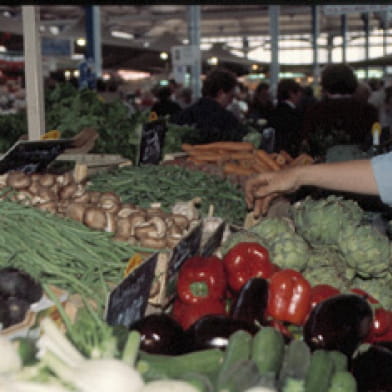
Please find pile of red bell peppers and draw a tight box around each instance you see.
[171,241,392,342]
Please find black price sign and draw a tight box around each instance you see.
[200,221,226,257]
[137,119,167,165]
[105,253,158,328]
[166,223,203,297]
[0,139,73,174]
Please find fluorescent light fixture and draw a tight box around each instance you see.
[160,51,169,60]
[73,70,80,78]
[0,46,6,52]
[207,56,219,65]
[76,38,86,47]
[72,54,84,60]
[251,64,259,71]
[49,25,60,35]
[64,70,71,80]
[111,30,134,40]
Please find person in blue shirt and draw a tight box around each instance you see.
[245,152,392,217]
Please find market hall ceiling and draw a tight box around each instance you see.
[0,5,388,73]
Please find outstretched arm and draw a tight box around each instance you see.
[245,159,379,216]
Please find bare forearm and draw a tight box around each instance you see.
[294,160,379,196]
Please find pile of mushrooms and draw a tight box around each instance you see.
[0,171,198,249]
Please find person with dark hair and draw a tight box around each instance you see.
[151,86,181,118]
[302,63,378,156]
[171,68,248,144]
[247,81,274,121]
[267,78,303,156]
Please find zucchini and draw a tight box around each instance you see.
[327,371,357,392]
[328,350,348,373]
[216,329,252,389]
[251,326,285,377]
[137,348,223,381]
[217,359,261,392]
[305,349,334,392]
[278,339,311,388]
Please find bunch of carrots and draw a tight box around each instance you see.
[181,141,314,177]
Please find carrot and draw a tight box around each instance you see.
[239,159,255,169]
[229,152,256,161]
[289,153,314,167]
[188,141,255,152]
[181,143,196,152]
[223,162,255,176]
[279,150,293,163]
[251,160,271,173]
[188,153,225,162]
[269,153,279,160]
[255,149,281,171]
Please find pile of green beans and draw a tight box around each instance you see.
[88,165,247,225]
[0,201,152,308]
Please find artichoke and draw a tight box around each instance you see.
[292,196,364,246]
[352,274,392,310]
[249,217,296,241]
[337,223,391,278]
[303,264,350,291]
[265,231,310,271]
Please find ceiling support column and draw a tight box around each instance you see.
[269,5,280,100]
[361,12,370,80]
[341,14,347,63]
[187,5,201,100]
[311,5,320,90]
[85,5,102,80]
[22,5,45,139]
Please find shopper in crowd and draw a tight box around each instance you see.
[227,82,249,121]
[176,87,193,109]
[368,77,385,110]
[302,63,378,156]
[378,85,392,134]
[245,150,392,217]
[353,81,372,104]
[247,81,274,122]
[151,86,182,119]
[172,68,248,143]
[267,78,303,157]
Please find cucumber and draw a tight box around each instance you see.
[328,350,348,373]
[281,378,306,392]
[327,371,357,392]
[216,330,253,389]
[305,349,334,392]
[137,348,224,381]
[217,359,261,392]
[180,372,215,392]
[251,326,285,377]
[278,339,311,388]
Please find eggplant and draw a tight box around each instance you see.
[0,267,42,303]
[303,293,372,357]
[185,314,259,351]
[129,313,187,355]
[351,344,392,392]
[229,277,268,326]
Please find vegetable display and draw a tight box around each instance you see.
[88,164,247,225]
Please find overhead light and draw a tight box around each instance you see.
[102,73,111,80]
[76,38,86,47]
[0,46,6,53]
[39,25,46,32]
[160,51,169,60]
[73,70,80,78]
[251,64,259,71]
[182,39,189,44]
[111,30,134,40]
[143,41,150,48]
[49,25,60,35]
[64,70,71,80]
[207,56,219,66]
[72,54,84,60]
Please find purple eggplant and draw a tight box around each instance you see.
[185,314,259,351]
[304,293,372,357]
[229,277,268,326]
[129,313,188,355]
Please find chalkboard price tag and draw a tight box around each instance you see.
[137,119,167,165]
[165,223,203,298]
[200,221,226,257]
[0,139,73,174]
[105,252,158,328]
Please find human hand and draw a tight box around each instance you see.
[244,168,301,217]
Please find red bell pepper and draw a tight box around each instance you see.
[171,297,226,330]
[267,268,311,325]
[223,242,274,292]
[310,284,340,309]
[350,288,379,304]
[176,255,226,305]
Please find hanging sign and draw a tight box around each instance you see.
[105,252,158,328]
[322,5,392,15]
[137,116,167,165]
